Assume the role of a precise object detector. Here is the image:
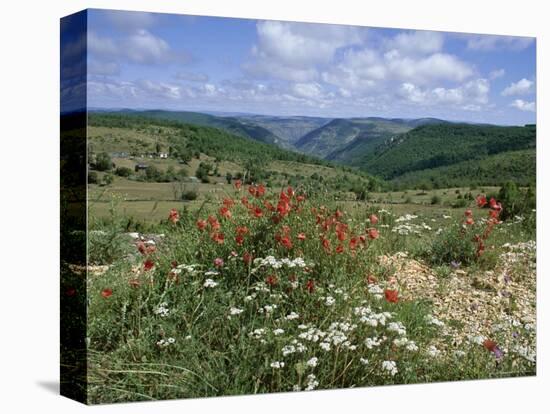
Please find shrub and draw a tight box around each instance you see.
[498,181,536,221]
[431,195,441,205]
[95,152,113,171]
[115,167,132,177]
[428,223,478,266]
[181,190,198,201]
[102,173,114,186]
[88,171,99,184]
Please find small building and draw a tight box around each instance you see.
[159,152,169,159]
[135,163,148,172]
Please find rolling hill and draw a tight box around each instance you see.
[360,123,536,181]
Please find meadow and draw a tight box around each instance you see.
[70,115,537,403]
[82,181,536,403]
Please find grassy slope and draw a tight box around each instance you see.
[361,123,536,181]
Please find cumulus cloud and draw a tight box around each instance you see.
[244,20,363,82]
[465,35,534,51]
[398,78,489,108]
[502,78,535,96]
[489,69,505,80]
[510,99,535,112]
[385,30,444,55]
[88,30,190,67]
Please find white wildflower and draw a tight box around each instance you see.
[270,361,285,369]
[382,360,398,376]
[306,357,318,367]
[203,279,218,288]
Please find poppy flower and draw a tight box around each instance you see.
[208,215,221,230]
[211,232,225,244]
[297,233,306,241]
[144,260,155,271]
[241,196,250,207]
[280,236,293,249]
[322,238,331,253]
[483,339,497,352]
[464,209,473,217]
[349,237,358,250]
[489,198,502,211]
[219,206,232,219]
[335,210,343,219]
[335,244,344,254]
[252,206,263,218]
[168,208,180,224]
[476,195,487,207]
[136,241,155,255]
[465,217,474,225]
[306,279,315,293]
[248,185,257,196]
[287,186,295,197]
[243,252,253,264]
[223,198,235,208]
[296,195,305,202]
[234,179,242,190]
[256,184,266,198]
[264,200,275,211]
[368,228,379,240]
[101,288,113,298]
[370,214,379,225]
[384,289,399,303]
[196,219,207,231]
[235,235,244,245]
[266,275,278,286]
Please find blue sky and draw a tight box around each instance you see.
[82,9,536,124]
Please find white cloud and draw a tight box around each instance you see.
[385,31,444,55]
[465,35,534,51]
[88,30,189,66]
[398,78,489,107]
[502,78,535,96]
[244,20,363,82]
[104,10,157,32]
[291,82,324,100]
[489,69,505,80]
[386,52,474,85]
[510,99,535,112]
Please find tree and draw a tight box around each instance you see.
[115,167,132,177]
[95,152,112,171]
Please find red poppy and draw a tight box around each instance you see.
[266,275,278,286]
[335,244,344,254]
[241,196,250,207]
[219,206,232,219]
[322,238,331,253]
[476,195,487,207]
[384,289,399,303]
[256,184,266,198]
[306,279,315,293]
[248,185,257,196]
[263,200,275,211]
[297,232,306,241]
[196,219,207,231]
[168,208,180,224]
[252,206,263,218]
[234,179,242,190]
[370,214,379,225]
[296,195,305,202]
[243,251,253,264]
[335,210,343,219]
[280,236,293,249]
[483,339,497,352]
[287,186,295,197]
[223,198,235,208]
[489,197,502,211]
[368,228,379,240]
[465,217,474,225]
[211,232,225,244]
[144,260,155,271]
[136,241,155,255]
[359,235,367,244]
[349,237,358,250]
[235,235,244,245]
[101,288,113,298]
[208,215,221,230]
[465,209,473,217]
[236,226,249,235]
[277,200,291,217]
[488,209,500,219]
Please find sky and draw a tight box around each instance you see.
[78,9,536,124]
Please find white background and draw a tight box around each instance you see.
[0,0,547,412]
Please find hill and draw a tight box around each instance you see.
[294,117,446,161]
[360,123,536,184]
[103,109,286,147]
